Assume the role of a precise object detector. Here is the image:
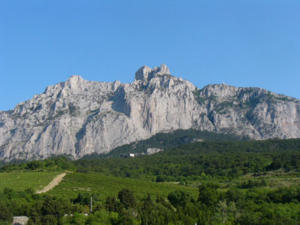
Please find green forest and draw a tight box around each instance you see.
[1,138,300,224]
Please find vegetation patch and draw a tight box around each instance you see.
[0,171,60,192]
[48,172,197,200]
[1,138,300,224]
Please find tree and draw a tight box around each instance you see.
[105,196,121,212]
[41,196,69,224]
[167,190,190,208]
[198,183,219,207]
[0,201,12,223]
[41,215,57,225]
[140,194,156,225]
[118,189,136,209]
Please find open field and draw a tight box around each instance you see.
[0,170,198,199]
[48,172,198,199]
[2,169,300,200]
[0,171,61,192]
[222,170,300,189]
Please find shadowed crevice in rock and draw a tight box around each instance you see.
[110,87,131,117]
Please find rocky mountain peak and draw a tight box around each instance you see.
[68,75,84,82]
[135,64,171,81]
[63,75,87,94]
[0,65,300,161]
[66,75,85,86]
[153,64,171,75]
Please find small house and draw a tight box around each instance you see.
[12,216,29,225]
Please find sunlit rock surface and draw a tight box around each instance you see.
[0,64,299,161]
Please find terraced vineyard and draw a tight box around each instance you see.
[0,171,61,192]
[0,170,198,199]
[48,172,198,199]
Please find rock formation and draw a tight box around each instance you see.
[0,64,299,161]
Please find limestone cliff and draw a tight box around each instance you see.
[0,65,299,161]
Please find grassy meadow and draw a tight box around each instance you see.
[48,172,198,200]
[0,170,198,200]
[0,171,61,192]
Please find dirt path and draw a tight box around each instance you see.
[36,172,66,194]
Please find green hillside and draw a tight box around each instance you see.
[83,129,246,158]
[48,172,197,199]
[0,171,60,192]
[1,138,300,224]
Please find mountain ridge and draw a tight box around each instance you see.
[0,64,299,161]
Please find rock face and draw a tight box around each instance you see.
[0,64,300,161]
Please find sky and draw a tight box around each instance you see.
[1,0,300,110]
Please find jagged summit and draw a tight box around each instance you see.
[0,65,300,161]
[135,64,171,81]
[64,75,87,91]
[67,75,84,82]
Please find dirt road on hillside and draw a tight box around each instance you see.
[36,172,66,194]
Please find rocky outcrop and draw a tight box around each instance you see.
[0,64,299,161]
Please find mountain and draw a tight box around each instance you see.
[0,65,300,161]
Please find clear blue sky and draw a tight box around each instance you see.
[1,0,299,110]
